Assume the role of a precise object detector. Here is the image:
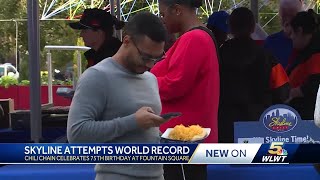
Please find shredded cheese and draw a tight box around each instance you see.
[168,124,204,141]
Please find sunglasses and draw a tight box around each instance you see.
[132,40,166,63]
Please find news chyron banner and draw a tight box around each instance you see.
[0,143,320,164]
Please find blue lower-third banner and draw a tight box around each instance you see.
[0,143,320,164]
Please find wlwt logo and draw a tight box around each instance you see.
[262,142,288,163]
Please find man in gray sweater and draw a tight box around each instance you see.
[67,12,168,180]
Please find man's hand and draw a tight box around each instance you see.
[285,87,304,103]
[135,107,167,129]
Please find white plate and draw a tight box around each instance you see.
[161,128,211,142]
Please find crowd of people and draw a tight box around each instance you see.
[66,0,320,179]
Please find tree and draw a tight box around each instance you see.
[0,0,80,80]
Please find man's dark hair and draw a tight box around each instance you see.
[229,7,255,38]
[159,0,202,8]
[124,12,167,43]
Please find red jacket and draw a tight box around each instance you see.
[151,29,220,143]
[286,34,320,119]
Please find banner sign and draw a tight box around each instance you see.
[234,104,320,143]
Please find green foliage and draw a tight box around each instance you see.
[197,0,281,34]
[19,79,30,86]
[0,0,79,80]
[0,76,72,88]
[258,0,281,34]
[19,58,29,80]
[39,71,72,86]
[40,72,48,85]
[40,20,79,71]
[0,76,18,88]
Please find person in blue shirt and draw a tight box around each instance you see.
[206,11,229,47]
[264,0,303,68]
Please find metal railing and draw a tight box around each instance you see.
[44,45,90,105]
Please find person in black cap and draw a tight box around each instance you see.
[69,8,125,68]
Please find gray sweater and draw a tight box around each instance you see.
[67,58,163,178]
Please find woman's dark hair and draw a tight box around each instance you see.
[112,15,125,30]
[229,7,255,38]
[101,15,125,38]
[159,0,202,8]
[290,9,320,34]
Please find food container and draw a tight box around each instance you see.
[160,128,211,143]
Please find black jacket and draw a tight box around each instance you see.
[218,38,289,142]
[84,37,122,68]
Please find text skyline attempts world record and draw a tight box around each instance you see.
[24,145,191,155]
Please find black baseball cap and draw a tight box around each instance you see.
[69,8,114,30]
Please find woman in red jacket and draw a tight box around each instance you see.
[286,9,320,119]
[151,0,220,179]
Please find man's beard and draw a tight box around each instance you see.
[124,56,140,74]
